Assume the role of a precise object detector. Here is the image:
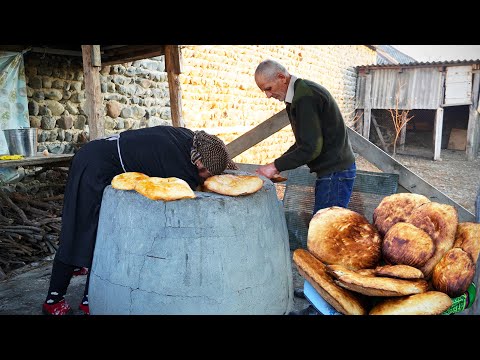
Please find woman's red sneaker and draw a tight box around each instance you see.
[42,299,72,315]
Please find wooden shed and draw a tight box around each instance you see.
[355,60,480,160]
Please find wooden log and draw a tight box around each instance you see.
[165,45,184,128]
[82,45,104,140]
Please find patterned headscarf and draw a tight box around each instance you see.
[190,130,238,175]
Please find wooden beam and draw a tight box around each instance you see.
[347,127,475,222]
[82,45,104,140]
[433,108,443,161]
[165,45,184,127]
[101,45,164,65]
[466,71,480,160]
[226,110,290,158]
[363,73,372,138]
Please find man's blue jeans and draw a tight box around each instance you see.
[313,162,356,215]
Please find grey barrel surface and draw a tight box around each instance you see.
[89,178,293,315]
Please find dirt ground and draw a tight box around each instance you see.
[355,146,480,215]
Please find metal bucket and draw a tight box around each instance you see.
[3,128,38,157]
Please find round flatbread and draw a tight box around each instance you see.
[432,248,475,298]
[293,249,367,315]
[369,291,452,315]
[382,222,435,268]
[135,177,195,201]
[307,206,382,270]
[203,174,263,196]
[111,172,150,190]
[407,202,458,278]
[326,264,429,297]
[373,193,431,237]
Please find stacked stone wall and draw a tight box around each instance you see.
[23,45,375,164]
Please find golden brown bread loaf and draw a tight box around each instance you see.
[307,206,382,270]
[326,264,429,297]
[135,177,195,201]
[382,222,435,268]
[111,172,150,190]
[203,174,263,196]
[453,222,480,263]
[369,291,452,315]
[373,193,431,237]
[432,248,475,297]
[407,202,458,278]
[374,264,424,279]
[292,249,367,315]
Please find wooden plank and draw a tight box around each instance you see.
[371,113,388,152]
[82,45,104,140]
[467,71,480,160]
[92,46,102,67]
[165,45,184,127]
[347,127,475,222]
[226,109,290,158]
[433,107,443,160]
[0,154,73,168]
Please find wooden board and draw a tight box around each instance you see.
[0,153,73,168]
[447,128,467,150]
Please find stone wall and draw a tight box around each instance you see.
[180,45,375,164]
[24,45,376,163]
[24,53,172,154]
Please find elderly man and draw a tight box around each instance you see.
[42,125,236,315]
[254,59,357,315]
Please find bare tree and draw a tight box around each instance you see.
[388,83,414,156]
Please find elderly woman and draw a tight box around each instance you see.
[42,125,236,315]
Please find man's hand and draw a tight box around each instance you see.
[256,162,279,179]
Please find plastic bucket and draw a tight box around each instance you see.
[3,128,38,157]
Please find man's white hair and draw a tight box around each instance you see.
[255,59,289,81]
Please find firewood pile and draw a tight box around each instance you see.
[0,168,68,279]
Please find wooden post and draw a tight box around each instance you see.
[466,70,480,160]
[433,108,444,161]
[399,112,407,150]
[362,73,372,139]
[165,45,184,128]
[81,45,104,140]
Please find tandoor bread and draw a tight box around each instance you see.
[292,249,367,315]
[382,222,435,268]
[369,291,452,315]
[407,202,458,278]
[203,174,263,196]
[326,264,429,297]
[453,222,480,263]
[135,177,195,201]
[307,206,382,270]
[374,264,424,280]
[111,172,150,190]
[373,193,431,237]
[432,248,475,298]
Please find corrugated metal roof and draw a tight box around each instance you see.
[376,45,417,65]
[357,59,480,69]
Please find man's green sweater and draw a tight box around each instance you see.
[274,78,355,178]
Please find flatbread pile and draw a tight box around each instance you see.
[111,172,195,201]
[293,193,480,315]
[203,174,263,196]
